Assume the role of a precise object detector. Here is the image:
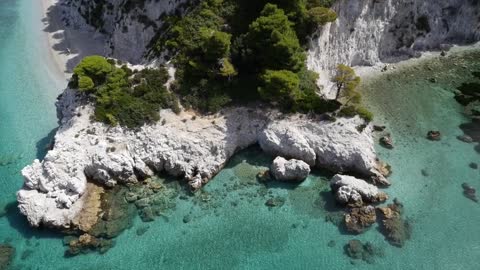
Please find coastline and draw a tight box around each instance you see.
[39,0,69,80]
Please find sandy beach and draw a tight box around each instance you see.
[39,0,105,78]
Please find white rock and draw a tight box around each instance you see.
[270,157,311,182]
[17,89,384,229]
[330,174,379,203]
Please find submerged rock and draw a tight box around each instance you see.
[469,163,478,170]
[379,135,393,149]
[457,135,473,143]
[427,131,441,141]
[66,234,113,256]
[270,157,310,182]
[377,199,412,247]
[265,197,286,208]
[344,206,377,234]
[462,183,478,203]
[344,239,383,264]
[0,243,15,270]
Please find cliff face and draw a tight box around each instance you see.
[63,0,480,93]
[62,0,188,63]
[307,0,480,97]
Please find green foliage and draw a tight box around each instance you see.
[151,0,338,114]
[333,64,360,100]
[307,7,337,26]
[246,4,305,71]
[258,69,301,107]
[71,56,178,128]
[333,64,373,122]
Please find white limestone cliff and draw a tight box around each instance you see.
[17,89,385,228]
[307,0,480,97]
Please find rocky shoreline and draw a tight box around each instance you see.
[17,88,389,231]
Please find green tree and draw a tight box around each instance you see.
[200,28,232,62]
[73,55,113,87]
[258,69,301,107]
[333,64,360,100]
[247,4,305,71]
[307,7,337,26]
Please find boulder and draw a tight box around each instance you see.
[344,206,377,234]
[330,174,388,205]
[462,183,478,202]
[270,157,310,182]
[379,135,393,149]
[457,135,473,143]
[427,131,441,141]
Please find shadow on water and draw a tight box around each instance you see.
[35,127,58,160]
[3,202,64,240]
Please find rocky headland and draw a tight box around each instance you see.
[17,88,388,230]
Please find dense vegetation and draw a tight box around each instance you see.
[153,0,339,113]
[70,0,373,127]
[69,56,179,128]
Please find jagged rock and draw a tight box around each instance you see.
[377,199,412,247]
[379,135,393,149]
[66,233,113,256]
[462,183,478,203]
[270,157,310,182]
[0,243,15,270]
[331,174,388,205]
[18,89,386,229]
[344,205,377,234]
[427,131,441,141]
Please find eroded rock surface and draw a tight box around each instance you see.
[270,157,310,182]
[18,89,386,229]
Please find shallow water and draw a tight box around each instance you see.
[1,1,480,269]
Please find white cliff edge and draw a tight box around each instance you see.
[307,0,480,98]
[17,89,385,228]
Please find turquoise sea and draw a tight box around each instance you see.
[1,1,480,269]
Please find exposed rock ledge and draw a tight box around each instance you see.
[17,89,388,229]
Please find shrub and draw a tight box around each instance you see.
[71,56,177,128]
[356,106,374,122]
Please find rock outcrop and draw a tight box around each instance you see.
[377,199,412,247]
[344,205,377,234]
[270,157,310,182]
[17,89,386,229]
[330,174,388,206]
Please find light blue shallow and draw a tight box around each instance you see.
[1,1,480,269]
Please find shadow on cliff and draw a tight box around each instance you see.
[2,201,64,240]
[42,0,105,73]
[35,127,58,160]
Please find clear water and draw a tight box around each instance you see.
[1,1,480,269]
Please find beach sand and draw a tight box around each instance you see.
[39,0,105,77]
